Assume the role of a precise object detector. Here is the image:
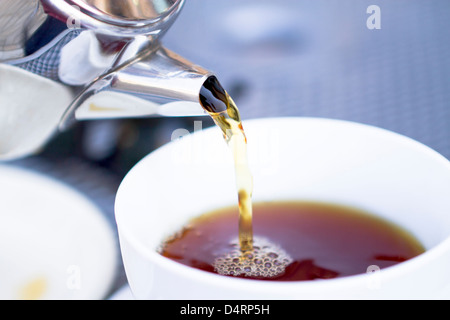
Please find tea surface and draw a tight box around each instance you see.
[160,201,425,281]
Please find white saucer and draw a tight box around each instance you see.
[0,165,118,300]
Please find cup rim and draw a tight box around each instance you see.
[115,116,450,293]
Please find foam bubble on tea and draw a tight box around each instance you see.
[213,236,293,278]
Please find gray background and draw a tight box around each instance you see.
[164,0,450,159]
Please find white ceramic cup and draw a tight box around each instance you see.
[115,117,450,299]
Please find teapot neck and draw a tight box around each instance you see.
[58,44,215,129]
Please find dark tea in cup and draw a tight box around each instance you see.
[159,201,425,281]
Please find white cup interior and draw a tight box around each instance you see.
[115,117,450,299]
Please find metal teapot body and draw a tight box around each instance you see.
[0,0,213,132]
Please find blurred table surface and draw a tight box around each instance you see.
[9,0,450,299]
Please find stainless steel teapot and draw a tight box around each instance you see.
[0,0,215,159]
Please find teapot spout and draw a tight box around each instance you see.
[59,44,214,130]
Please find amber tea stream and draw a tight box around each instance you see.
[198,76,254,253]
